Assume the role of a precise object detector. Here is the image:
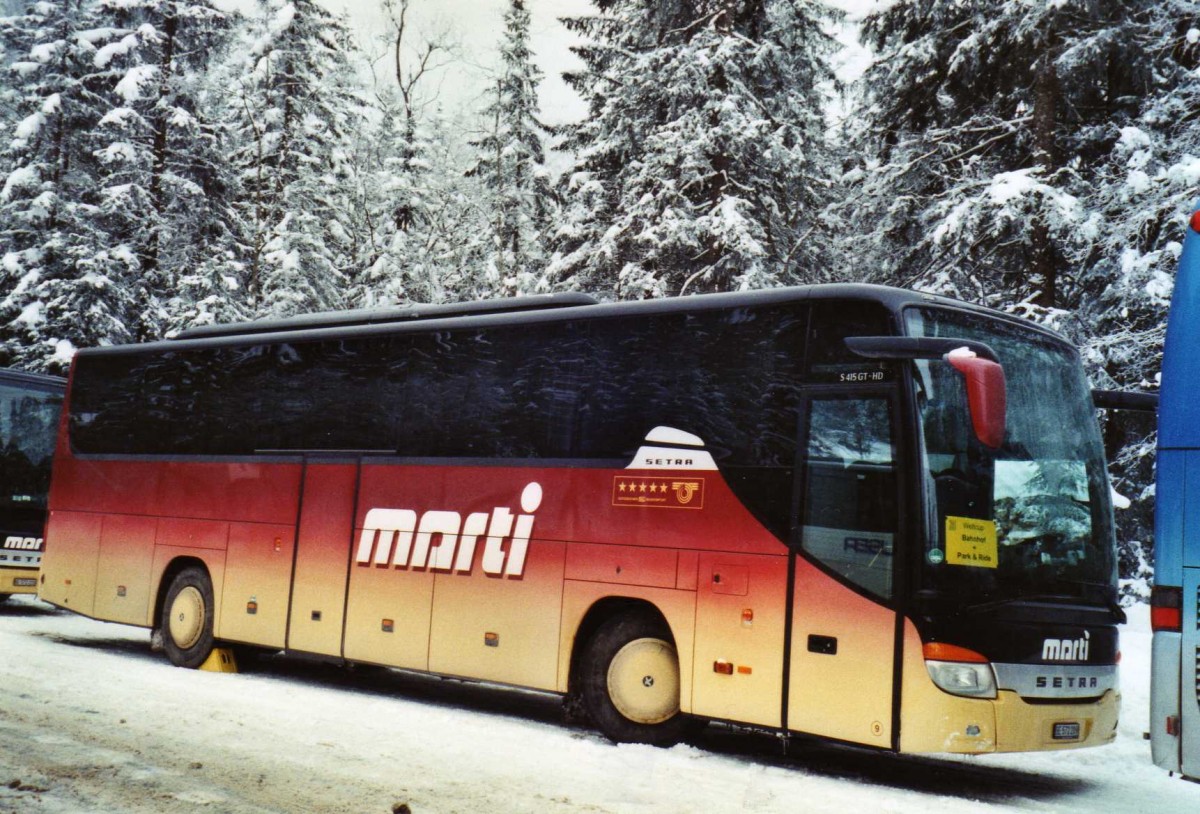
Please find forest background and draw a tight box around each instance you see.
[0,0,1191,597]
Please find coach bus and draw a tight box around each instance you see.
[0,368,64,602]
[1153,201,1200,779]
[39,285,1121,753]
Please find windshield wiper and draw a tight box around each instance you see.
[965,592,1126,622]
[964,593,1086,615]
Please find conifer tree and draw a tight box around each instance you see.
[467,0,553,297]
[847,0,1174,592]
[551,0,841,299]
[88,0,237,340]
[1073,1,1200,583]
[847,0,1154,319]
[355,0,465,305]
[0,0,135,371]
[220,0,363,318]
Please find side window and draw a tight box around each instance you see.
[800,397,897,598]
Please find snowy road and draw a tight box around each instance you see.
[1,596,1196,814]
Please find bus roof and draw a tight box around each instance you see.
[173,292,601,340]
[85,283,1069,358]
[0,367,67,390]
[1160,200,1200,450]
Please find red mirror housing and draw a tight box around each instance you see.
[945,351,1006,449]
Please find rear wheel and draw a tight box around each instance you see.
[580,612,689,745]
[160,567,215,668]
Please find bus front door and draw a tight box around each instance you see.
[786,393,900,748]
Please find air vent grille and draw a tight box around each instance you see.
[1194,646,1200,703]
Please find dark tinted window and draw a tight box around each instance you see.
[801,396,897,598]
[806,300,893,384]
[390,323,588,458]
[69,303,811,536]
[0,378,62,515]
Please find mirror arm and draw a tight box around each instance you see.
[845,336,1000,363]
[1091,389,1158,412]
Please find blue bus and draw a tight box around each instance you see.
[1152,200,1200,778]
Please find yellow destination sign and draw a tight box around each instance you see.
[945,516,998,569]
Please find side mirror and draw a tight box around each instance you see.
[945,350,1006,449]
[845,336,1007,449]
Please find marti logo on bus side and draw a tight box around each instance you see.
[356,483,543,578]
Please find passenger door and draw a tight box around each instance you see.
[286,458,358,656]
[786,392,901,747]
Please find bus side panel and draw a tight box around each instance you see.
[156,461,302,525]
[92,515,157,626]
[48,457,162,515]
[49,457,300,531]
[787,556,895,747]
[1183,567,1200,778]
[1151,631,1183,772]
[564,542,678,587]
[343,563,433,669]
[1154,450,1186,587]
[218,522,297,648]
[155,517,229,552]
[898,618,996,753]
[287,464,358,657]
[691,552,787,727]
[429,540,567,690]
[558,582,697,712]
[39,511,102,616]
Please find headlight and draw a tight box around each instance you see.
[925,660,997,699]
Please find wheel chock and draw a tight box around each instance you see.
[199,648,238,673]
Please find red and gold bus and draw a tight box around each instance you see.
[39,286,1121,753]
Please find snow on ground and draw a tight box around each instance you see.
[0,596,1196,813]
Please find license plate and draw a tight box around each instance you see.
[12,577,36,587]
[1052,722,1081,740]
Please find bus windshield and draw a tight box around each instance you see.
[0,378,60,513]
[905,307,1116,607]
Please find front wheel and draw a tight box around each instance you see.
[580,612,689,745]
[160,567,215,668]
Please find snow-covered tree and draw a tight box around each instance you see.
[466,0,553,297]
[550,0,842,299]
[220,0,364,319]
[0,0,136,371]
[846,0,1190,594]
[847,0,1155,319]
[359,105,492,305]
[348,0,473,306]
[1070,2,1200,588]
[87,0,237,340]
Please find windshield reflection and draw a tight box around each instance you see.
[906,308,1116,605]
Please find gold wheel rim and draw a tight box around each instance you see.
[606,637,680,725]
[168,586,205,651]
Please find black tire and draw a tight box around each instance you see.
[0,594,10,605]
[160,566,215,668]
[580,612,689,746]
